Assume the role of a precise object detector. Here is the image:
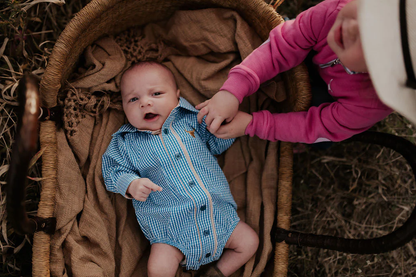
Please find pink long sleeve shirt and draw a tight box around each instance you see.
[220,0,392,143]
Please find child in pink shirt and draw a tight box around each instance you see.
[196,0,392,144]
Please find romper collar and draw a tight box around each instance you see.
[113,97,198,136]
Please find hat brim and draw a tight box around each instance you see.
[359,0,416,125]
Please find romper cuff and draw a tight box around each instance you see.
[118,174,140,199]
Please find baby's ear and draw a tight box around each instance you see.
[176,89,180,98]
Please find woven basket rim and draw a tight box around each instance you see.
[39,0,283,107]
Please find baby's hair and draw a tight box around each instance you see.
[121,61,178,90]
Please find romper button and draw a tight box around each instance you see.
[205,253,211,258]
[189,181,195,187]
[163,128,169,134]
[200,205,206,211]
[175,153,181,159]
[203,230,210,236]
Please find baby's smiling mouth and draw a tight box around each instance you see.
[144,113,159,121]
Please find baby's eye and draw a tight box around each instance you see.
[153,92,162,96]
[129,97,138,103]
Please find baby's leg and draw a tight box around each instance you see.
[216,221,259,276]
[147,243,184,277]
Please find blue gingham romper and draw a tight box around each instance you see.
[102,97,240,270]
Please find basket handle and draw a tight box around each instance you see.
[272,0,284,9]
[275,131,416,254]
[6,73,56,235]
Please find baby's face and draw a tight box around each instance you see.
[121,64,180,131]
[327,0,368,72]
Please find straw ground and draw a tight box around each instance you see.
[1,0,415,276]
[1,0,87,275]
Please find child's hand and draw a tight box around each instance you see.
[212,111,253,139]
[196,90,239,133]
[127,178,162,202]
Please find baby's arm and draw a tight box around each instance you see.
[102,136,161,200]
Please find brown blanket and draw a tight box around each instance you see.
[52,8,286,277]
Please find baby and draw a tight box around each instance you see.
[101,62,259,277]
[196,0,392,144]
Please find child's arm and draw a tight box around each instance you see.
[243,101,391,143]
[102,136,161,199]
[221,0,341,101]
[196,90,239,134]
[195,116,236,155]
[212,111,253,140]
[197,0,342,133]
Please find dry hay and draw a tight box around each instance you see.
[289,113,416,276]
[0,0,88,275]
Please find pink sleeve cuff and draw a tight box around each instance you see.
[244,110,281,142]
[245,111,263,138]
[220,65,261,103]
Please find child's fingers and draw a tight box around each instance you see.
[213,128,229,139]
[216,124,229,134]
[212,129,226,139]
[216,123,236,139]
[225,115,235,123]
[209,117,224,134]
[204,113,214,128]
[195,100,209,110]
[144,182,163,192]
[197,107,209,124]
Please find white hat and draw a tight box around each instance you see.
[359,0,416,125]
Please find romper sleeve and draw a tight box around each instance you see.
[102,135,140,198]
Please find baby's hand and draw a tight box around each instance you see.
[127,178,162,202]
[196,90,239,133]
[213,111,253,139]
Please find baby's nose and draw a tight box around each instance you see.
[140,99,152,108]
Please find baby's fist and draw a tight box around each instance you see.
[126,178,162,202]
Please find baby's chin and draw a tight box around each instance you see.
[128,119,162,131]
[134,124,163,131]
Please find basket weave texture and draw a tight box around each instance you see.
[36,0,311,276]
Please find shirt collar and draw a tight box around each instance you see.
[113,97,198,136]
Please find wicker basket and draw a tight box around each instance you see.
[33,0,311,276]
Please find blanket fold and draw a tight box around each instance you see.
[52,8,286,277]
